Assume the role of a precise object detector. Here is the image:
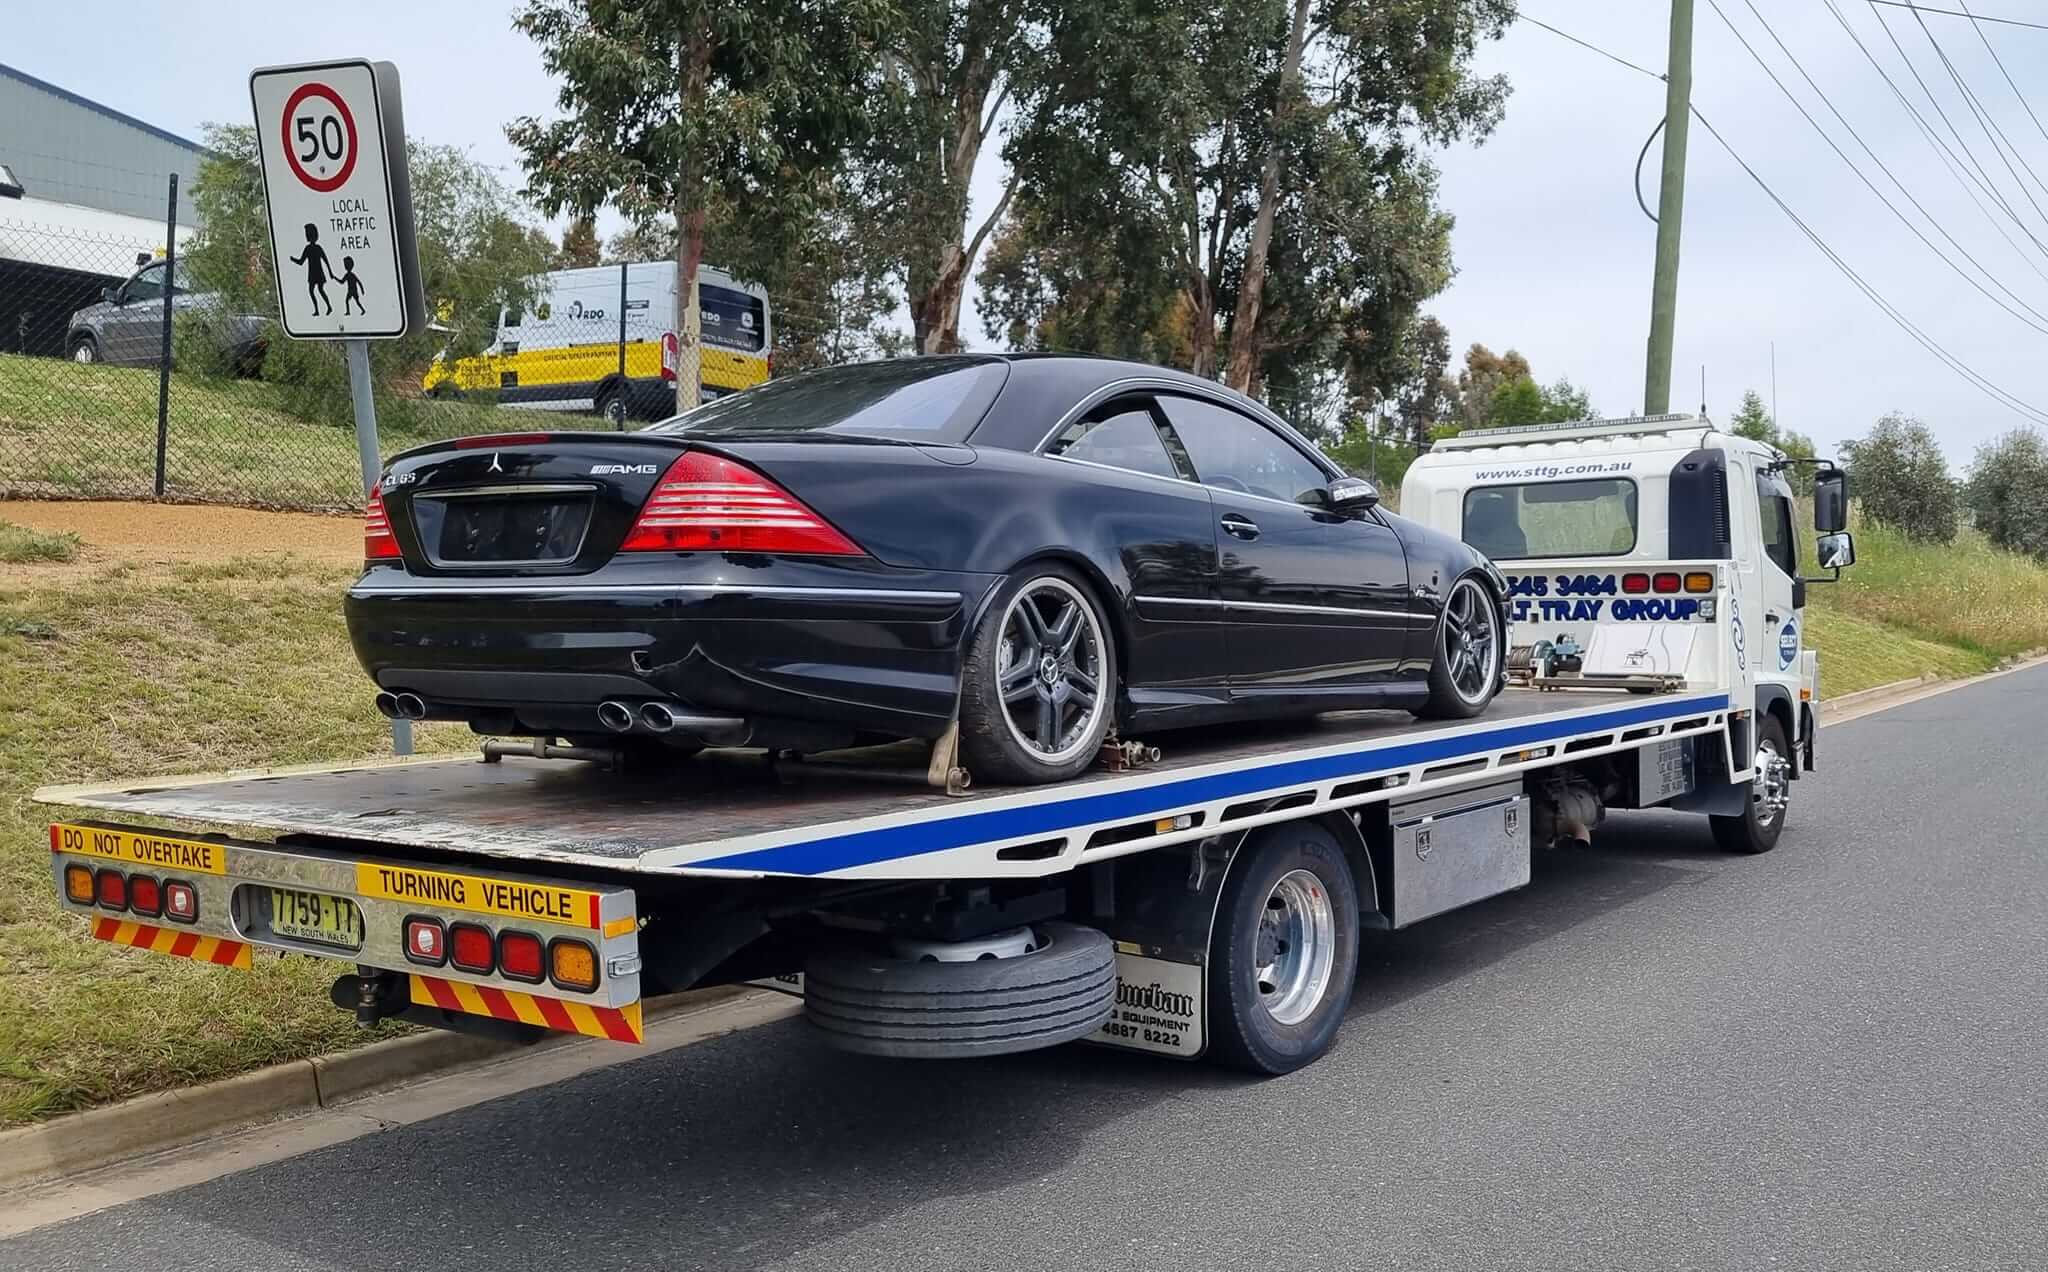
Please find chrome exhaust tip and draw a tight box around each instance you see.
[640,701,678,733]
[373,691,400,720]
[392,692,428,721]
[596,700,637,734]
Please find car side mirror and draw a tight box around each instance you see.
[101,286,119,305]
[1326,476,1380,511]
[1816,531,1855,571]
[1814,469,1848,532]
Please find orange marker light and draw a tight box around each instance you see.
[1684,572,1715,593]
[548,938,600,993]
[65,864,95,904]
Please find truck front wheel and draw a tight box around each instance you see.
[1712,714,1791,855]
[1206,821,1360,1075]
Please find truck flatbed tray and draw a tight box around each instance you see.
[36,689,1729,881]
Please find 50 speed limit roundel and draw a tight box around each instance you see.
[280,82,359,192]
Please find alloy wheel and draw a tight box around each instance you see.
[1441,577,1500,705]
[994,577,1108,765]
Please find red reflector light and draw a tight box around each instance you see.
[449,922,495,974]
[403,916,447,966]
[1622,573,1650,594]
[498,930,545,983]
[1652,572,1682,594]
[453,433,553,449]
[128,875,162,917]
[364,484,401,559]
[164,880,198,923]
[620,451,863,556]
[95,868,126,911]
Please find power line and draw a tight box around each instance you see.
[1961,1,2048,147]
[1820,0,2048,282]
[1518,12,2048,426]
[1689,103,2048,426]
[1867,1,2048,31]
[1895,2,2048,220]
[1515,14,1665,82]
[1705,0,2048,333]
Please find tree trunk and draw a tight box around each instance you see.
[1187,282,1216,378]
[672,30,712,413]
[1223,0,1312,393]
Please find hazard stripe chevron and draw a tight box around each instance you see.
[89,916,252,969]
[409,975,642,1044]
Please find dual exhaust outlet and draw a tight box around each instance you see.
[373,690,429,721]
[598,699,742,741]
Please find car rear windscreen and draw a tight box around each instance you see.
[647,359,1008,442]
[1462,478,1638,560]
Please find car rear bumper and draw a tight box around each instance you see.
[344,569,997,740]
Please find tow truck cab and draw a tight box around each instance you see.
[1401,412,1854,777]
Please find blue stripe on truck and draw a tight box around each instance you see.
[699,693,1731,877]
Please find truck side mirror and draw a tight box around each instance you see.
[1816,531,1855,571]
[1814,470,1848,532]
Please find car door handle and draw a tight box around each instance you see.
[1220,515,1260,541]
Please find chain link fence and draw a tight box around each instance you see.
[1,177,884,512]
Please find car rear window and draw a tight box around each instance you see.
[1462,479,1638,560]
[647,359,1007,442]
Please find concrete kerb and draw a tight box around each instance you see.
[0,984,754,1192]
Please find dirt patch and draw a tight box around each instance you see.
[0,500,359,585]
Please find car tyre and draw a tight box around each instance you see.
[958,564,1117,785]
[1206,821,1361,1075]
[70,335,101,364]
[804,921,1117,1058]
[1711,714,1791,854]
[1416,574,1504,719]
[595,383,626,426]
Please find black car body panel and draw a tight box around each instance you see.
[345,355,1506,750]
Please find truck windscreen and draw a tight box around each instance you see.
[1462,478,1638,560]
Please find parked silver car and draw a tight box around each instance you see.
[66,258,268,371]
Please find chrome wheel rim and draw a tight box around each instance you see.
[73,343,92,363]
[1255,869,1336,1026]
[1753,738,1790,827]
[995,577,1108,765]
[1441,577,1499,705]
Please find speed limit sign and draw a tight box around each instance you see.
[250,59,423,339]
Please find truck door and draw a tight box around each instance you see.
[1751,466,1802,688]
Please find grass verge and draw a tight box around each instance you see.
[1805,519,2048,696]
[0,556,469,1126]
[0,353,513,511]
[0,521,81,564]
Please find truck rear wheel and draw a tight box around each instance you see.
[1206,821,1360,1075]
[803,920,1116,1059]
[1712,714,1791,854]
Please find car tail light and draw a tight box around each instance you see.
[164,880,199,923]
[128,875,162,917]
[548,938,600,993]
[449,922,495,974]
[1684,571,1715,593]
[620,451,863,556]
[95,869,127,911]
[364,485,400,559]
[499,931,545,983]
[1652,572,1682,594]
[1622,573,1650,594]
[404,916,447,966]
[64,864,95,905]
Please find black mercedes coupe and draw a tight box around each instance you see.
[347,355,1507,784]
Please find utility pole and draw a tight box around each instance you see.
[1644,0,1695,415]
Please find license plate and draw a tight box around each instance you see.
[268,887,365,950]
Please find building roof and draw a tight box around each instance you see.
[0,61,205,154]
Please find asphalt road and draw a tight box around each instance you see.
[8,668,2046,1271]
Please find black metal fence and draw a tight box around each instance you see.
[1,175,875,512]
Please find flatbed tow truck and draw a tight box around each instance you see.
[37,413,1856,1075]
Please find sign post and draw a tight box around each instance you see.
[251,59,425,754]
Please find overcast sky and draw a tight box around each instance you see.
[10,1,2048,464]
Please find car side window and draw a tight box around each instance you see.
[1156,395,1329,504]
[1048,400,1181,481]
[124,265,165,305]
[1755,470,1798,577]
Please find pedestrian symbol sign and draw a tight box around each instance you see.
[249,59,424,339]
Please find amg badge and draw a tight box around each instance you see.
[591,463,660,475]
